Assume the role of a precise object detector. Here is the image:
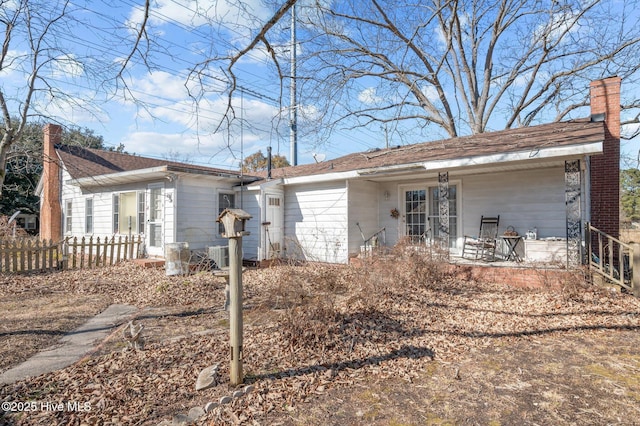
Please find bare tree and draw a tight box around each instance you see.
[190,0,640,146]
[0,0,140,198]
[287,0,640,142]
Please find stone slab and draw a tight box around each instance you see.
[0,304,137,385]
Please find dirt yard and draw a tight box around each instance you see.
[1,247,640,425]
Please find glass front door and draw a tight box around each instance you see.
[403,185,457,247]
[147,185,163,255]
[404,189,428,243]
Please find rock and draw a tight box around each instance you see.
[232,390,244,398]
[171,413,191,426]
[219,395,233,404]
[243,385,255,394]
[187,406,205,420]
[204,401,219,413]
[195,364,219,391]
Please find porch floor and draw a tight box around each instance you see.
[132,258,165,268]
[450,255,569,270]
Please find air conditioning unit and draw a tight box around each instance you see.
[207,245,229,269]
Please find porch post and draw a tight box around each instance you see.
[565,160,582,268]
[632,243,640,297]
[438,172,449,248]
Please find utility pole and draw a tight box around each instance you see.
[290,3,298,166]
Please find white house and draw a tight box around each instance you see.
[241,77,620,265]
[37,129,258,259]
[39,77,621,266]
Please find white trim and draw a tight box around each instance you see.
[69,165,248,188]
[244,178,284,191]
[264,142,603,186]
[358,164,425,176]
[70,166,170,187]
[422,142,603,171]
[282,170,360,185]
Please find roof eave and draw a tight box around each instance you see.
[421,141,603,172]
[68,166,171,187]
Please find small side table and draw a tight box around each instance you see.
[499,235,523,262]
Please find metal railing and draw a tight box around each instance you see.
[585,223,634,292]
[357,223,386,256]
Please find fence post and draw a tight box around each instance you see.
[80,237,86,269]
[632,243,640,297]
[116,236,122,263]
[61,238,68,270]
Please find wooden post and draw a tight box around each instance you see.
[217,208,252,387]
[229,235,243,386]
[632,243,640,297]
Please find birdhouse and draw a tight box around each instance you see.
[217,208,252,238]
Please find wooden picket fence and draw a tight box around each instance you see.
[0,238,62,273]
[64,235,143,270]
[0,235,143,273]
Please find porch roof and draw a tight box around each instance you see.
[263,118,605,182]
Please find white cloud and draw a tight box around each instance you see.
[533,10,580,47]
[52,54,84,79]
[420,84,439,101]
[120,127,273,169]
[0,49,25,77]
[358,87,382,104]
[623,122,640,140]
[131,71,191,101]
[128,0,271,33]
[299,104,319,120]
[34,92,109,124]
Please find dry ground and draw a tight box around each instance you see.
[1,247,640,425]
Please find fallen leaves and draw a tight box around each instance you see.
[1,252,640,425]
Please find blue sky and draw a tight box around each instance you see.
[2,0,639,169]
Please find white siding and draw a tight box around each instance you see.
[347,180,380,255]
[239,188,261,261]
[375,182,405,247]
[284,181,349,263]
[174,177,219,251]
[60,169,88,237]
[461,166,567,240]
[163,183,175,248]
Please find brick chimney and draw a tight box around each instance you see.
[40,124,63,241]
[589,76,621,239]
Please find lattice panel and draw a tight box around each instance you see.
[565,160,582,266]
[438,172,450,248]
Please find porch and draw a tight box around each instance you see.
[351,223,640,296]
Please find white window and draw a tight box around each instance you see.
[113,194,119,233]
[113,192,145,234]
[65,200,73,234]
[137,192,145,234]
[85,198,93,234]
